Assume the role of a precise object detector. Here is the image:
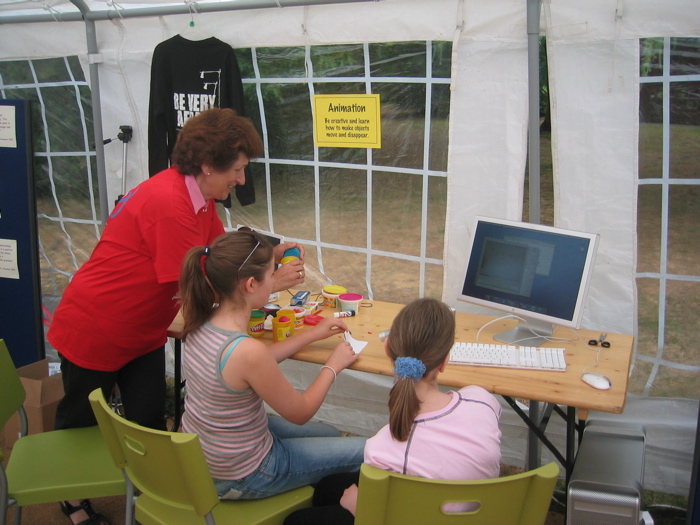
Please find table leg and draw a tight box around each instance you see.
[528,401,542,471]
[577,409,589,446]
[566,406,576,485]
[503,397,567,469]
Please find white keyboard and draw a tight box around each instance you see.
[449,342,567,372]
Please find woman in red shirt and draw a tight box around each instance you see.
[48,108,306,525]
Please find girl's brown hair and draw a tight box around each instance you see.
[387,298,455,441]
[178,230,273,339]
[172,108,264,176]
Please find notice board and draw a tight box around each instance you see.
[0,99,44,367]
[313,94,381,148]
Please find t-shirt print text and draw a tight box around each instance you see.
[174,69,222,127]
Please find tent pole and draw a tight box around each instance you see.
[0,0,375,24]
[526,0,542,472]
[72,0,110,227]
[527,0,541,225]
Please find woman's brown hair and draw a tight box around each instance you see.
[172,108,264,176]
[387,298,456,441]
[178,230,273,339]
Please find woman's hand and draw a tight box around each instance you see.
[271,258,305,292]
[271,242,306,292]
[273,242,305,264]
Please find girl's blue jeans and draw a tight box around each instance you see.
[213,416,367,500]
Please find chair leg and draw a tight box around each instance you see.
[1,467,8,525]
[0,468,18,525]
[0,494,20,525]
[125,478,136,525]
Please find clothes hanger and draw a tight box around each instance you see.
[179,1,210,41]
[180,20,211,41]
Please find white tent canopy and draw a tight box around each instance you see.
[1,0,698,496]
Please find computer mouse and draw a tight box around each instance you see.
[581,372,611,390]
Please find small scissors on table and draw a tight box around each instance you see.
[588,333,610,348]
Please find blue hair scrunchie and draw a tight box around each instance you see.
[394,356,426,381]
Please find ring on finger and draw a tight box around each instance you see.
[298,271,303,279]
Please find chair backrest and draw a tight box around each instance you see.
[88,388,220,518]
[0,339,27,430]
[354,462,559,525]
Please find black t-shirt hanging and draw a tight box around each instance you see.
[148,34,255,207]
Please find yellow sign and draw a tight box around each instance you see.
[313,94,381,148]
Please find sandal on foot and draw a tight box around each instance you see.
[60,500,111,525]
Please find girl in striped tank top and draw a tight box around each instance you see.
[179,230,367,500]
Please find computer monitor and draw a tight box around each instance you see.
[457,216,599,346]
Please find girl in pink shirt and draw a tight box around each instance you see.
[285,298,502,524]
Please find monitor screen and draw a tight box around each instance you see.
[457,216,599,346]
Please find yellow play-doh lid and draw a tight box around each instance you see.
[322,285,347,296]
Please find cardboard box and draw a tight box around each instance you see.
[3,359,64,449]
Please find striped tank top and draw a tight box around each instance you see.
[180,322,273,480]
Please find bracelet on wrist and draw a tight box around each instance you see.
[320,365,337,382]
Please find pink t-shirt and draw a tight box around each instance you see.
[364,385,502,481]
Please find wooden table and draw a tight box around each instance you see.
[169,291,634,479]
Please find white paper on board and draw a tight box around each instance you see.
[0,238,20,279]
[0,106,17,148]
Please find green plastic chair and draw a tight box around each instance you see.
[354,462,559,525]
[88,388,313,525]
[0,339,126,525]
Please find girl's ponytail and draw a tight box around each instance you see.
[386,298,456,441]
[179,245,218,339]
[388,357,426,441]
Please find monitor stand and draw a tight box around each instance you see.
[493,318,554,347]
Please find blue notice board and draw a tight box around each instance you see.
[0,99,44,367]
